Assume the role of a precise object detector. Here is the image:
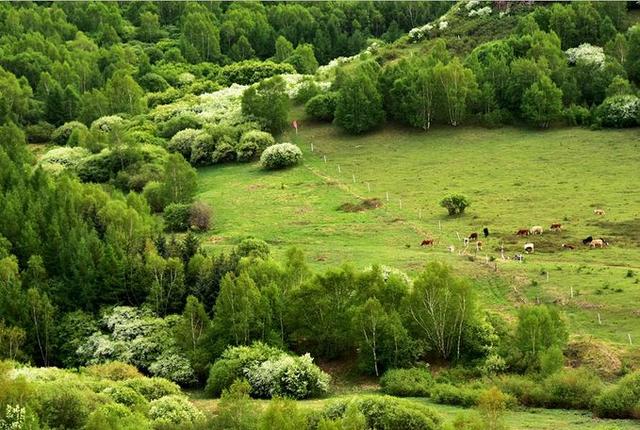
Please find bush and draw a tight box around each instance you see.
[260,143,302,170]
[148,352,196,386]
[163,203,191,232]
[91,115,125,134]
[205,343,328,399]
[51,121,89,146]
[237,130,275,162]
[593,370,640,418]
[139,73,170,92]
[595,95,640,128]
[25,121,55,143]
[122,377,181,401]
[294,80,321,104]
[189,201,212,231]
[40,147,90,170]
[83,362,143,381]
[440,194,470,216]
[220,60,296,86]
[148,395,205,427]
[543,368,603,410]
[168,128,203,161]
[430,383,482,407]
[34,383,95,430]
[563,105,592,126]
[143,181,167,213]
[85,403,151,430]
[497,375,549,407]
[245,353,330,399]
[237,238,270,259]
[324,395,441,430]
[189,132,217,166]
[380,368,433,397]
[102,384,149,410]
[305,92,337,122]
[158,114,203,138]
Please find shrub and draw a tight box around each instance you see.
[143,181,167,213]
[440,194,470,216]
[164,203,192,232]
[83,362,143,381]
[139,73,170,92]
[430,383,482,407]
[85,403,151,430]
[25,121,55,143]
[158,114,203,138]
[220,60,296,86]
[51,121,89,146]
[148,395,205,427]
[34,383,95,430]
[324,395,441,430]
[543,368,603,410]
[260,143,302,170]
[245,353,330,399]
[91,115,125,134]
[305,92,337,122]
[563,105,592,126]
[497,375,548,407]
[102,384,149,410]
[148,352,196,386]
[211,141,236,164]
[122,377,181,401]
[205,343,328,399]
[593,370,640,418]
[40,147,90,170]
[294,80,321,104]
[189,201,212,231]
[146,88,182,109]
[380,367,433,397]
[168,128,203,161]
[595,95,640,128]
[237,130,275,162]
[237,238,270,259]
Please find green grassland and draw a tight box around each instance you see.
[197,119,640,356]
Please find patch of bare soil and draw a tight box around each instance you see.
[337,198,383,213]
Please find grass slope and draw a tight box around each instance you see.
[197,121,640,352]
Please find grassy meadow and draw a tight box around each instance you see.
[197,119,640,355]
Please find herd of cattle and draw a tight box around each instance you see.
[420,208,609,259]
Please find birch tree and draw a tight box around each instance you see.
[435,58,478,127]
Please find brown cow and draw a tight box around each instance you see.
[421,239,434,247]
[562,243,575,250]
[590,239,607,248]
[594,209,606,216]
[516,229,530,236]
[476,241,483,251]
[550,223,562,231]
[469,232,478,240]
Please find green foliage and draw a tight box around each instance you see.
[122,377,181,401]
[51,121,89,146]
[543,368,603,410]
[237,130,275,162]
[440,194,470,216]
[85,403,151,430]
[164,203,192,232]
[379,367,434,397]
[513,305,568,373]
[334,67,384,134]
[242,76,289,135]
[84,362,143,381]
[148,395,205,427]
[324,395,441,430]
[595,95,640,128]
[102,384,149,411]
[158,114,203,139]
[220,61,296,86]
[521,75,563,128]
[285,44,319,74]
[431,383,483,407]
[305,93,337,122]
[260,143,302,170]
[593,370,640,419]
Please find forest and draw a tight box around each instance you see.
[1,1,640,429]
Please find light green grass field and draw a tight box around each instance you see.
[197,121,640,352]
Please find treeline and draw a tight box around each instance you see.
[307,2,640,132]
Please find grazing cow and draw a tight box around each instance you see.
[514,254,524,262]
[562,243,575,250]
[447,245,455,253]
[469,232,478,240]
[550,223,562,231]
[476,241,483,251]
[516,229,530,236]
[524,243,535,253]
[582,236,593,245]
[483,227,489,238]
[463,237,470,246]
[594,209,606,216]
[421,239,434,247]
[590,239,606,248]
[530,226,544,235]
